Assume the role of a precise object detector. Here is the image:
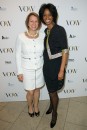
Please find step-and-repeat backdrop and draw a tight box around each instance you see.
[0,0,87,102]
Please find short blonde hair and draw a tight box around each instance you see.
[25,12,41,29]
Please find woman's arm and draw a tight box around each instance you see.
[58,51,68,80]
[15,35,23,81]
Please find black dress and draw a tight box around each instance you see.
[43,24,68,93]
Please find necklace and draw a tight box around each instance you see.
[27,31,38,38]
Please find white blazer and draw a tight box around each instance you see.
[15,32,44,75]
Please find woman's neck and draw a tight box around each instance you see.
[27,30,38,38]
[47,23,55,30]
[28,30,37,35]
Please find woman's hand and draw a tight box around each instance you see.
[58,70,64,80]
[17,74,23,82]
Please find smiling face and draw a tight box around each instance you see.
[28,15,39,31]
[43,9,54,28]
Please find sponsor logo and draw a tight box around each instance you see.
[83,79,87,83]
[0,6,6,11]
[68,59,74,62]
[8,83,14,86]
[66,20,81,26]
[5,61,12,64]
[2,36,9,39]
[71,6,77,11]
[68,80,74,83]
[0,21,12,27]
[6,93,18,97]
[2,72,16,77]
[69,46,79,51]
[69,34,76,38]
[66,69,77,74]
[85,57,87,62]
[64,89,75,93]
[19,6,34,12]
[0,48,14,53]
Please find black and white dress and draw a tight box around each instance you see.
[43,24,68,93]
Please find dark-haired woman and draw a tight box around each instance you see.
[39,3,68,128]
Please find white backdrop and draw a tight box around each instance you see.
[0,0,87,102]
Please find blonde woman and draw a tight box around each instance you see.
[16,12,45,117]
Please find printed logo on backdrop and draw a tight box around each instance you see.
[19,6,35,12]
[2,36,9,40]
[69,46,79,51]
[5,61,12,64]
[71,6,77,11]
[8,82,14,87]
[68,80,74,83]
[0,21,12,27]
[66,69,77,74]
[0,6,6,11]
[66,20,81,26]
[0,48,14,53]
[68,59,74,62]
[2,72,16,77]
[5,93,18,97]
[85,57,87,62]
[83,79,87,83]
[64,89,75,94]
[69,34,76,38]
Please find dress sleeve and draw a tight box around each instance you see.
[15,35,23,75]
[60,27,69,53]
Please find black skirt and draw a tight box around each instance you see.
[43,51,65,93]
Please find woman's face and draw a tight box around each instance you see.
[43,9,54,26]
[28,15,39,31]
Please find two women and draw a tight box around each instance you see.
[16,3,68,128]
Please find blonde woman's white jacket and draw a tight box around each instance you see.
[15,32,44,75]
